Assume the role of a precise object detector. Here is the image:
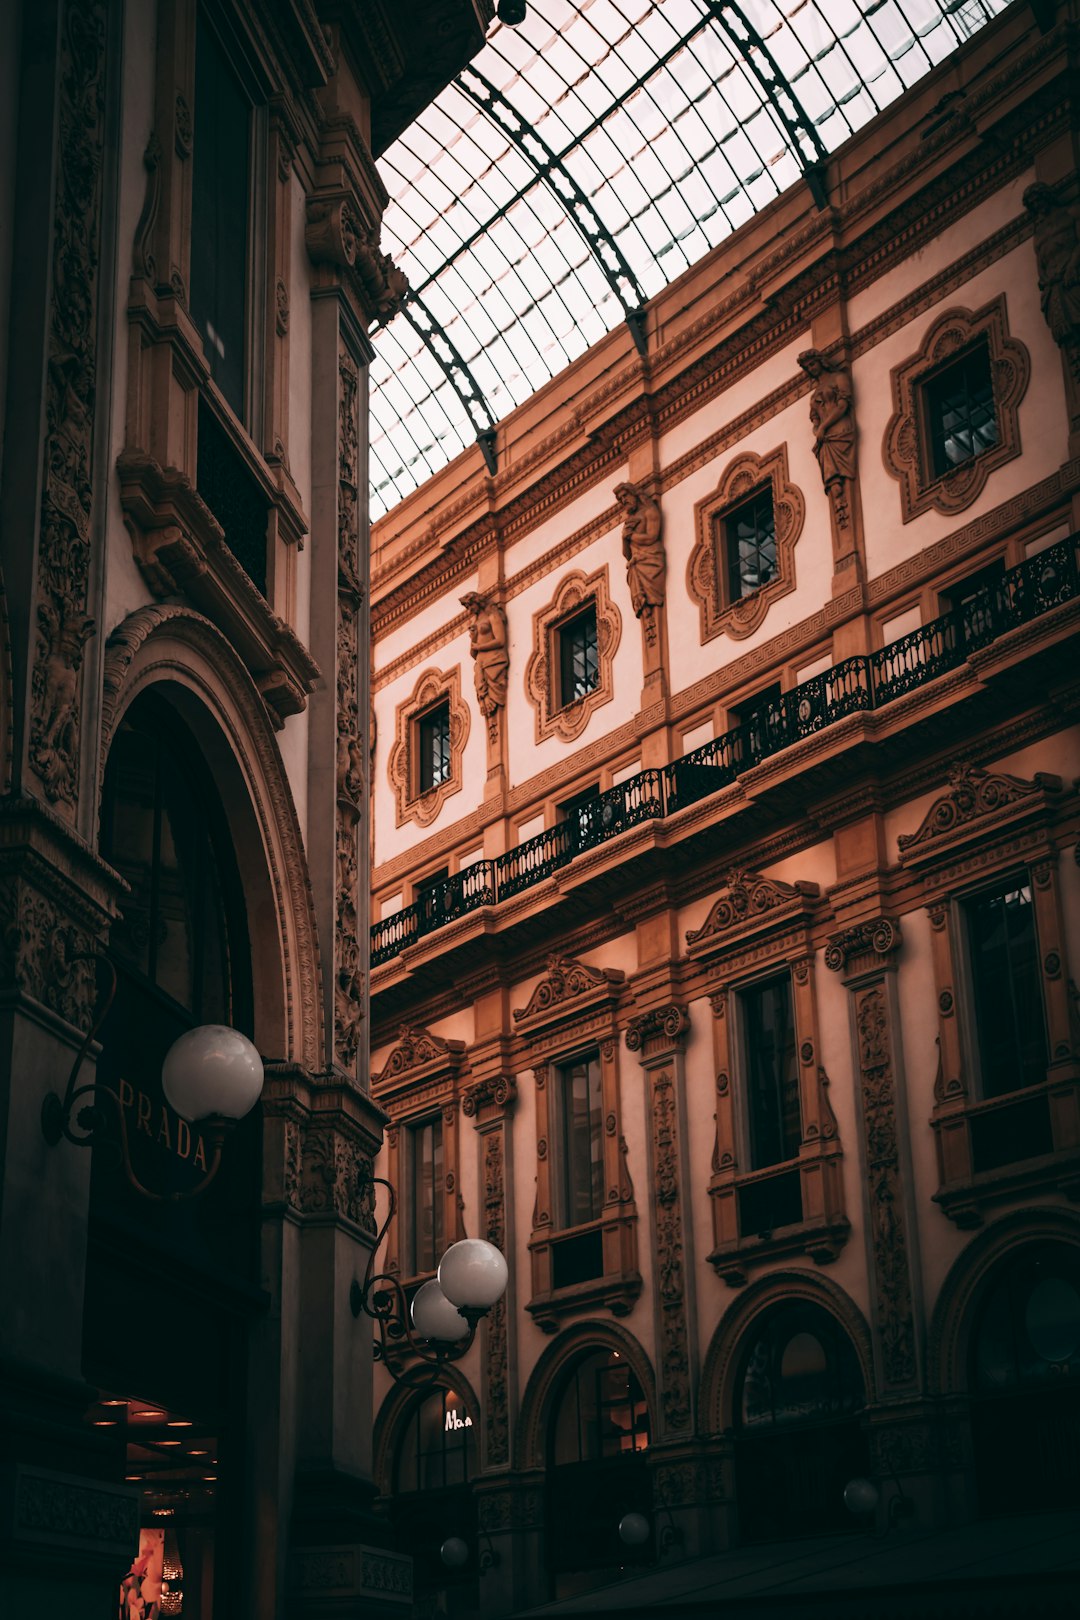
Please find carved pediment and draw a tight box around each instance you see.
[513,955,624,1025]
[374,1023,466,1087]
[897,763,1061,860]
[686,868,819,949]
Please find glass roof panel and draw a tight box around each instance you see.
[370,0,1012,517]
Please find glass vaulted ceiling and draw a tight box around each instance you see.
[370,0,1012,518]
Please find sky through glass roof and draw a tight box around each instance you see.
[370,0,1013,518]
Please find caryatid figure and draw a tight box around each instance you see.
[798,348,856,495]
[461,592,509,720]
[1024,182,1080,381]
[616,481,665,619]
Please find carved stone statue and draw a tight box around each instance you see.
[798,348,856,493]
[461,592,509,719]
[615,482,664,618]
[1024,182,1080,379]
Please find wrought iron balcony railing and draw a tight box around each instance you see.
[370,535,1078,967]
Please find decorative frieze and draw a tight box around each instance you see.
[626,1006,693,1437]
[29,2,108,812]
[334,350,364,1073]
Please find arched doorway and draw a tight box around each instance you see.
[734,1301,869,1541]
[83,690,261,1618]
[391,1384,479,1614]
[969,1243,1080,1513]
[546,1347,653,1593]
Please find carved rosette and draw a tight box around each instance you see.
[334,351,364,1071]
[30,2,108,811]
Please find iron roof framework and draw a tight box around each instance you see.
[370,0,1013,517]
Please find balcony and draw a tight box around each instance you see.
[371,535,1079,968]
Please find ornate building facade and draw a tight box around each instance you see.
[0,1,490,1613]
[369,4,1080,1614]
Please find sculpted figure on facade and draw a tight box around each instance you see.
[1024,182,1080,381]
[616,482,665,622]
[798,349,856,521]
[461,591,509,722]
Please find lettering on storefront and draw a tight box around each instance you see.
[118,1078,209,1170]
[444,1408,473,1432]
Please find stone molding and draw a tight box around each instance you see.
[686,868,820,955]
[688,445,804,642]
[882,296,1030,523]
[896,761,1060,866]
[524,566,621,744]
[10,1465,139,1557]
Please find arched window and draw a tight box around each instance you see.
[734,1303,868,1541]
[969,1245,1080,1512]
[91,693,256,1244]
[391,1387,477,1608]
[547,1349,653,1587]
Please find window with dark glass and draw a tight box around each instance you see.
[719,489,776,603]
[735,1303,868,1541]
[410,1117,445,1274]
[731,681,783,764]
[417,702,451,793]
[740,973,801,1169]
[557,1053,604,1228]
[415,866,449,929]
[548,1351,652,1578]
[190,12,252,419]
[965,879,1047,1098]
[940,558,1006,645]
[970,1246,1080,1513]
[923,342,998,479]
[557,603,599,707]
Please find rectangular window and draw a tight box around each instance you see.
[417,702,451,793]
[557,604,599,708]
[940,558,1006,645]
[720,489,776,603]
[557,1052,604,1227]
[923,343,998,479]
[965,880,1048,1098]
[740,973,801,1169]
[415,866,449,930]
[410,1118,444,1274]
[191,12,251,420]
[731,682,783,764]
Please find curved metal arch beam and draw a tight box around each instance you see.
[704,1,830,210]
[398,294,500,475]
[457,65,650,357]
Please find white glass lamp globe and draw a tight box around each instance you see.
[843,1477,880,1516]
[438,1238,509,1311]
[618,1512,650,1547]
[440,1537,469,1569]
[161,1025,264,1123]
[410,1280,470,1343]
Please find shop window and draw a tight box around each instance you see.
[547,1350,652,1584]
[191,9,253,420]
[557,1052,605,1233]
[735,1303,868,1542]
[969,1246,1080,1513]
[922,342,998,480]
[738,973,801,1172]
[393,1387,478,1607]
[718,488,776,603]
[557,603,600,709]
[418,701,452,794]
[964,878,1048,1100]
[410,1116,445,1275]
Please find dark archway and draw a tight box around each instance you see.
[733,1299,869,1542]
